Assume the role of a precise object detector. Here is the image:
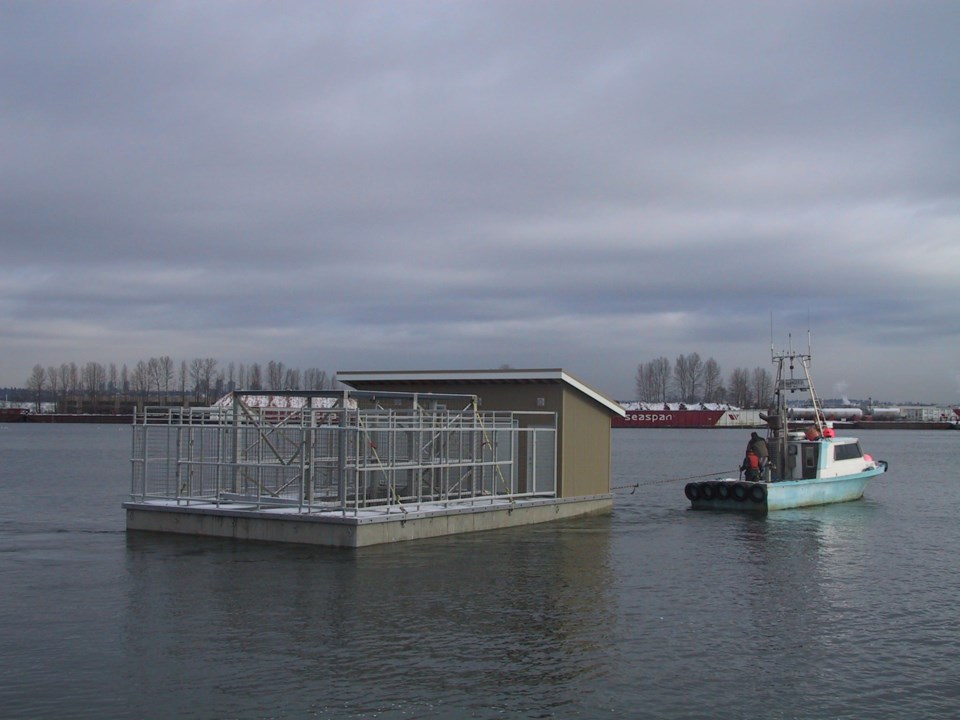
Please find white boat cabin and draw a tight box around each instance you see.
[773,432,868,481]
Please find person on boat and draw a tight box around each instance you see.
[741,449,761,482]
[746,432,768,464]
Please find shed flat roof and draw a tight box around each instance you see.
[337,368,626,416]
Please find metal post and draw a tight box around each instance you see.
[338,405,348,512]
[550,425,557,496]
[354,416,361,515]
[174,422,182,505]
[301,408,312,511]
[231,393,240,495]
[417,405,423,508]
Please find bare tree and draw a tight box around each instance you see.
[68,362,80,412]
[27,365,46,413]
[687,352,704,401]
[132,360,150,410]
[728,368,751,408]
[58,364,72,412]
[248,363,262,391]
[635,357,671,402]
[751,366,773,409]
[284,367,301,391]
[669,352,705,403]
[83,362,106,410]
[650,357,671,403]
[200,358,218,403]
[213,370,225,401]
[47,365,59,411]
[702,357,724,403]
[15,356,335,409]
[189,358,204,401]
[634,364,651,401]
[108,363,119,412]
[148,357,162,399]
[303,368,328,391]
[673,355,690,402]
[267,361,285,390]
[178,360,188,405]
[158,356,174,404]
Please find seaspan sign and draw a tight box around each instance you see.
[613,410,726,428]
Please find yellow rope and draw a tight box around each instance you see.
[358,414,405,513]
[471,398,513,501]
[627,469,740,489]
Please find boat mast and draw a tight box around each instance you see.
[768,339,788,481]
[799,341,825,437]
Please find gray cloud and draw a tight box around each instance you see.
[2,1,959,402]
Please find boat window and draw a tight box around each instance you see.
[833,442,863,461]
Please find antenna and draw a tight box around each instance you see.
[769,312,774,360]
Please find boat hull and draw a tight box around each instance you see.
[685,465,887,512]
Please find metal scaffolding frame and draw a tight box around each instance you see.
[130,390,557,515]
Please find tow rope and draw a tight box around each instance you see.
[613,469,738,493]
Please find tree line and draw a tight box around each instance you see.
[635,353,773,408]
[23,358,334,413]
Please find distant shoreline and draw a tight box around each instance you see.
[2,411,956,430]
[1,411,131,424]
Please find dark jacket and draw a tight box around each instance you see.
[747,433,768,461]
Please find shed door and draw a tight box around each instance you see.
[525,427,556,495]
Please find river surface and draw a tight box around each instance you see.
[1,424,958,719]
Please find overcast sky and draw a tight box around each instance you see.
[2,1,959,403]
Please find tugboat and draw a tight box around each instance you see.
[684,340,888,511]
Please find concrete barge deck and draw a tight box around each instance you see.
[125,494,613,548]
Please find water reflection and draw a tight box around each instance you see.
[712,501,895,715]
[123,520,617,718]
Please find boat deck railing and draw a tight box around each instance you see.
[130,392,557,515]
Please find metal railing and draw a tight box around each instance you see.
[130,391,557,515]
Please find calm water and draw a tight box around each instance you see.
[1,424,958,719]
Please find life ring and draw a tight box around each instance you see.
[732,482,749,502]
[701,482,716,500]
[749,483,767,503]
[716,482,731,500]
[684,482,701,501]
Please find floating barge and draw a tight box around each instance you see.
[124,369,625,547]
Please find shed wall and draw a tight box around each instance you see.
[560,388,613,497]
